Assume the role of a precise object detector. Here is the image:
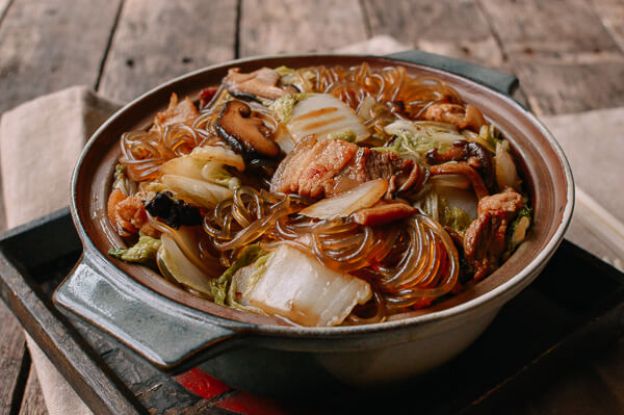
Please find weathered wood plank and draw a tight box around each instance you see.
[591,0,624,53]
[239,0,368,56]
[479,0,622,61]
[68,317,214,414]
[0,252,142,415]
[363,0,504,67]
[0,0,122,113]
[0,0,11,19]
[516,61,624,115]
[478,0,624,114]
[98,0,237,103]
[0,0,16,233]
[18,367,47,415]
[0,180,6,231]
[592,337,624,408]
[0,301,27,415]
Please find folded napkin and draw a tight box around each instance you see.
[0,86,121,415]
[1,36,623,414]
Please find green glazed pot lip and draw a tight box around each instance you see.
[71,53,575,338]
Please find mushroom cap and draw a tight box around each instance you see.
[216,100,280,158]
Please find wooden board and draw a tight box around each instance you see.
[0,0,10,20]
[0,0,121,113]
[478,0,624,114]
[0,301,26,415]
[18,367,47,415]
[0,180,6,231]
[479,0,621,59]
[98,0,238,103]
[239,0,368,56]
[591,0,624,53]
[362,0,504,68]
[515,60,624,116]
[0,250,141,415]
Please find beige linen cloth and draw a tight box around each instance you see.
[1,36,623,414]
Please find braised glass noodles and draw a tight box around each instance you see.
[107,63,531,327]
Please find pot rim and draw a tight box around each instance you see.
[70,52,575,337]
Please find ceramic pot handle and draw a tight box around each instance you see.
[54,254,241,371]
[387,50,519,97]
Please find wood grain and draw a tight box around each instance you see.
[98,0,237,103]
[591,0,624,53]
[0,301,26,415]
[0,0,15,232]
[478,0,624,114]
[479,0,622,60]
[0,252,142,415]
[69,317,215,414]
[18,367,47,415]
[0,0,121,113]
[593,337,624,408]
[239,0,368,56]
[363,0,504,68]
[515,60,624,115]
[0,180,6,231]
[0,0,11,19]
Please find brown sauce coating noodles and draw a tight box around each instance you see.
[202,186,460,322]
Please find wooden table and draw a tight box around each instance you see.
[0,1,623,414]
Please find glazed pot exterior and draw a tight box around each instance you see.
[54,51,574,396]
[196,259,551,395]
[197,308,500,394]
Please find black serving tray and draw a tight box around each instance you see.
[1,208,623,415]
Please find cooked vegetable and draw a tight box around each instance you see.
[160,175,233,207]
[299,179,388,220]
[232,244,372,326]
[150,220,222,278]
[508,206,532,251]
[161,151,239,188]
[433,182,478,221]
[287,93,370,143]
[275,65,315,92]
[269,93,306,123]
[441,206,472,232]
[109,235,161,264]
[495,140,521,191]
[190,145,245,172]
[430,162,489,200]
[381,120,465,158]
[157,235,212,294]
[112,163,135,195]
[209,245,266,306]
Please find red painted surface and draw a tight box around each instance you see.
[176,368,288,414]
[216,392,289,415]
[174,368,230,400]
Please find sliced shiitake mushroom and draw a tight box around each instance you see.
[215,100,280,158]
